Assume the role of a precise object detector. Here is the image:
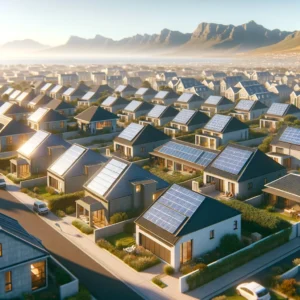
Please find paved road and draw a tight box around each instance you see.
[0,189,143,300]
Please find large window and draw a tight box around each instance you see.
[210,230,215,240]
[5,271,12,292]
[31,261,46,290]
[49,176,59,190]
[6,136,12,145]
[180,240,193,264]
[96,121,112,130]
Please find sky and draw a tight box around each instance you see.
[1,0,300,47]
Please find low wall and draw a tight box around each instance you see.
[133,158,150,167]
[280,265,299,280]
[62,131,80,139]
[199,184,215,195]
[67,132,119,145]
[244,194,264,207]
[20,176,47,189]
[0,151,17,159]
[179,269,198,294]
[238,136,265,147]
[94,218,136,242]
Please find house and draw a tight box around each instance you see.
[0,102,30,121]
[0,115,34,152]
[282,75,296,86]
[267,126,300,169]
[220,76,245,96]
[201,96,234,116]
[106,75,123,89]
[234,80,260,89]
[290,91,300,108]
[135,184,241,270]
[250,71,273,84]
[75,157,169,228]
[173,93,204,110]
[113,123,171,158]
[9,90,22,102]
[75,106,118,134]
[134,87,157,102]
[28,94,53,110]
[14,89,35,107]
[91,72,106,85]
[114,84,137,98]
[151,90,179,105]
[0,213,49,298]
[40,83,54,96]
[118,100,153,123]
[49,84,68,99]
[165,109,210,136]
[1,87,14,99]
[47,144,107,193]
[224,87,241,102]
[174,78,201,93]
[263,173,300,209]
[123,76,142,88]
[77,85,113,107]
[230,100,268,121]
[145,104,178,126]
[186,85,214,100]
[204,71,227,80]
[249,91,280,107]
[10,130,70,178]
[27,108,68,132]
[44,99,76,116]
[58,73,79,86]
[31,81,45,95]
[206,80,221,95]
[203,143,286,199]
[62,83,90,102]
[260,103,300,129]
[159,72,177,82]
[150,140,218,173]
[268,84,293,102]
[237,84,268,100]
[153,80,167,91]
[100,95,129,113]
[196,114,249,150]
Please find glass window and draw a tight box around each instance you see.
[0,243,2,256]
[210,230,214,239]
[234,220,238,230]
[5,271,12,292]
[60,121,64,128]
[135,185,141,193]
[31,261,46,290]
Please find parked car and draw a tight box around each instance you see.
[236,282,270,300]
[0,178,6,189]
[33,200,49,215]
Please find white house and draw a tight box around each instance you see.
[230,100,268,121]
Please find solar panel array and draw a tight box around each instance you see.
[16,92,28,102]
[3,88,14,95]
[204,114,231,132]
[102,96,117,106]
[81,91,95,100]
[267,103,289,116]
[50,85,62,93]
[124,100,142,112]
[196,151,217,167]
[0,102,12,115]
[143,184,204,234]
[279,127,300,145]
[63,88,75,96]
[235,100,255,111]
[177,93,193,103]
[18,130,49,157]
[87,159,127,196]
[115,85,126,92]
[135,87,148,95]
[41,83,52,91]
[212,146,252,175]
[148,105,167,118]
[205,96,222,105]
[118,123,143,141]
[10,90,21,100]
[155,91,168,99]
[172,109,195,124]
[28,108,48,122]
[49,144,85,176]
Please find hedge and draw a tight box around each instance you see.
[186,228,291,291]
[72,219,94,235]
[47,191,84,212]
[221,200,291,236]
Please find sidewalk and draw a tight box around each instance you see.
[5,179,300,300]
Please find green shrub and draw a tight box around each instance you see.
[293,258,300,266]
[163,265,175,275]
[97,239,115,252]
[279,278,297,296]
[143,165,150,171]
[33,186,40,193]
[180,263,207,275]
[152,276,166,288]
[124,222,135,234]
[21,187,29,193]
[266,205,276,212]
[55,267,72,285]
[66,206,76,215]
[110,212,128,224]
[48,191,84,212]
[46,186,56,195]
[218,234,243,256]
[72,219,94,235]
[258,135,273,153]
[212,296,226,300]
[56,210,66,218]
[163,167,169,172]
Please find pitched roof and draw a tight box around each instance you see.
[29,94,53,106]
[75,106,118,122]
[44,99,75,111]
[204,96,232,106]
[0,116,34,137]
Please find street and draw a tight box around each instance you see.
[0,189,143,300]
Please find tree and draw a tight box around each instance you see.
[141,80,151,88]
[283,114,297,123]
[2,94,8,101]
[258,135,273,153]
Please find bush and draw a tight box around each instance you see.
[56,210,66,218]
[48,191,84,212]
[258,135,273,153]
[279,278,297,296]
[218,234,243,256]
[97,239,115,252]
[293,258,300,266]
[33,187,40,193]
[152,276,166,288]
[110,212,128,224]
[124,222,135,234]
[66,206,76,215]
[212,296,226,300]
[46,186,56,195]
[162,167,169,172]
[180,263,207,275]
[55,267,72,285]
[266,205,276,212]
[21,187,29,193]
[72,219,94,235]
[143,165,150,171]
[163,265,175,275]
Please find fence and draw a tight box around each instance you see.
[244,194,264,207]
[20,176,47,189]
[237,136,265,147]
[132,158,150,167]
[94,218,136,242]
[280,265,300,280]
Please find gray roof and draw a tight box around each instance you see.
[265,174,300,197]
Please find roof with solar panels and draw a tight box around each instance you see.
[123,100,153,113]
[135,184,240,245]
[170,109,210,126]
[147,104,178,119]
[234,100,267,112]
[101,95,129,107]
[28,108,68,123]
[114,123,170,146]
[84,157,169,201]
[175,92,204,104]
[270,126,300,150]
[204,143,285,182]
[265,103,300,117]
[203,95,233,107]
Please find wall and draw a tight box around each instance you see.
[20,176,47,189]
[94,218,136,242]
[238,136,265,147]
[67,132,119,145]
[132,158,150,167]
[0,151,17,159]
[244,194,264,207]
[280,265,300,280]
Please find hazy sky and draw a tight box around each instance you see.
[1,0,299,46]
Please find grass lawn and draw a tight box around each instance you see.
[271,212,297,223]
[106,232,135,248]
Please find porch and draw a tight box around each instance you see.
[10,158,30,178]
[195,134,220,150]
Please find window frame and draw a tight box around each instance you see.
[5,271,12,293]
[209,230,215,240]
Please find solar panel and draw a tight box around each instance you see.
[9,90,21,100]
[18,130,49,157]
[212,146,252,175]
[87,159,127,196]
[279,127,300,145]
[172,109,195,124]
[0,102,12,115]
[3,88,13,95]
[124,100,142,112]
[82,91,95,100]
[235,100,255,111]
[155,91,168,99]
[16,92,28,102]
[148,105,166,118]
[267,103,289,116]
[115,85,126,92]
[50,85,62,93]
[204,114,231,132]
[41,83,52,91]
[196,151,217,167]
[177,93,193,103]
[205,96,222,105]
[28,108,49,122]
[102,96,117,106]
[118,123,143,141]
[49,144,85,176]
[63,88,75,96]
[136,87,148,95]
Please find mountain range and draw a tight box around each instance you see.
[2,21,300,56]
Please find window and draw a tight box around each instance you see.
[5,271,12,292]
[140,147,145,153]
[6,136,12,145]
[248,182,253,190]
[264,178,268,184]
[96,121,112,130]
[180,240,193,264]
[0,243,2,256]
[210,230,214,240]
[60,121,64,128]
[234,220,238,230]
[31,261,46,290]
[276,147,284,154]
[49,176,59,190]
[135,185,141,193]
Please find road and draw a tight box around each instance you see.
[0,189,143,300]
